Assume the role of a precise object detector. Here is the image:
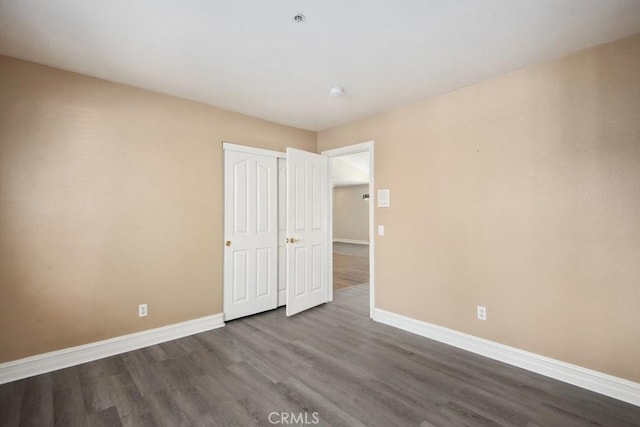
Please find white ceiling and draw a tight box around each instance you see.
[1,1,640,131]
[332,152,370,187]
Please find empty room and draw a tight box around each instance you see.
[1,1,640,426]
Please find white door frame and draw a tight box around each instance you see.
[321,141,375,318]
[223,142,286,159]
[223,141,373,318]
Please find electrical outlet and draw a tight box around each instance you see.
[477,305,487,321]
[138,303,148,318]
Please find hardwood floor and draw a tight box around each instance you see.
[333,242,369,291]
[1,286,639,426]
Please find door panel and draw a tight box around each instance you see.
[256,248,270,297]
[233,161,248,234]
[224,149,278,320]
[232,250,248,302]
[286,148,329,316]
[311,244,323,291]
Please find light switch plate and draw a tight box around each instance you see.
[378,225,385,236]
[377,189,390,207]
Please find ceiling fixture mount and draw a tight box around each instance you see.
[293,13,305,23]
[329,86,345,97]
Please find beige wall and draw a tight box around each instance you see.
[319,34,640,382]
[333,185,369,243]
[2,33,640,384]
[0,55,315,362]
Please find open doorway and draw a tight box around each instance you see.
[323,142,374,318]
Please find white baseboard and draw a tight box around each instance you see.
[0,313,225,385]
[373,309,640,407]
[333,238,369,245]
[278,289,286,307]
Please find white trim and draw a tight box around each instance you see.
[373,309,640,407]
[368,145,374,318]
[323,141,375,318]
[222,142,286,158]
[326,155,334,303]
[333,238,369,245]
[0,314,225,385]
[322,141,373,157]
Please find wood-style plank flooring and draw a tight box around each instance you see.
[333,242,369,291]
[1,284,639,426]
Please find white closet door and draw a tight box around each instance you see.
[286,148,329,316]
[224,149,278,320]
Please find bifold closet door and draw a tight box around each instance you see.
[224,149,278,321]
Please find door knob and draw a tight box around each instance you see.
[225,240,231,247]
[287,237,299,243]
